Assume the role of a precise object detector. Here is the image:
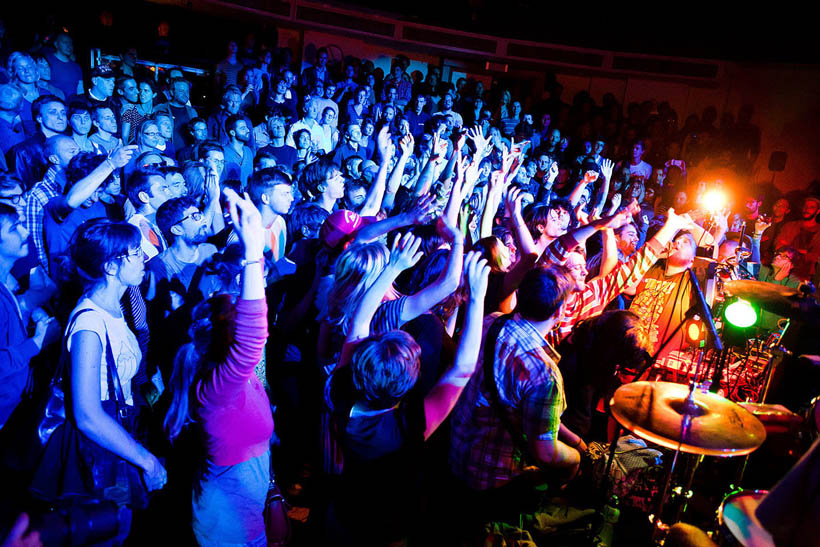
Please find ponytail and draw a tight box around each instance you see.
[164,342,201,441]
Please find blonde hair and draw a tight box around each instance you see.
[326,241,390,335]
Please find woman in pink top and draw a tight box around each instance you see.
[164,188,272,546]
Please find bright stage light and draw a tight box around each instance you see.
[701,189,728,212]
[725,299,757,328]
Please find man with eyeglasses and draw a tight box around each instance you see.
[147,196,217,304]
[126,169,173,260]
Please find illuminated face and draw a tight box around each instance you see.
[669,234,696,266]
[801,199,820,220]
[12,56,37,84]
[632,143,644,162]
[744,197,760,216]
[70,110,92,136]
[323,168,345,200]
[594,140,605,155]
[192,121,208,142]
[0,216,30,259]
[166,173,187,198]
[38,101,68,134]
[172,81,190,105]
[94,107,117,135]
[267,183,294,216]
[232,119,251,143]
[357,89,367,105]
[224,92,241,115]
[565,252,588,291]
[0,183,26,218]
[297,131,312,150]
[138,82,154,105]
[617,225,639,255]
[156,116,174,139]
[93,76,116,98]
[140,122,162,149]
[544,207,570,238]
[772,249,793,271]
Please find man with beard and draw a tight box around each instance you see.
[149,197,218,299]
[586,222,640,279]
[223,114,254,186]
[775,195,820,279]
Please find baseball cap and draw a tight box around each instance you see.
[91,65,116,79]
[320,209,376,249]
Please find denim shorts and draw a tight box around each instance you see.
[192,449,270,547]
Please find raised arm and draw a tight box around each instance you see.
[592,159,614,216]
[345,232,423,345]
[352,193,437,245]
[65,146,136,208]
[359,126,393,216]
[382,134,414,213]
[568,170,599,208]
[423,252,488,439]
[399,216,464,323]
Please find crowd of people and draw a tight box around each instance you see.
[0,26,818,546]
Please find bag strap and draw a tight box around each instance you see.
[101,324,127,420]
[483,314,531,461]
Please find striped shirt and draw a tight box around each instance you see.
[551,237,663,344]
[25,167,63,270]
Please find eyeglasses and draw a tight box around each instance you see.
[118,249,144,261]
[174,211,203,225]
[0,193,24,205]
[143,131,161,137]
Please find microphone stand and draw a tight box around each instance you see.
[632,267,723,383]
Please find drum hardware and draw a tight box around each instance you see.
[609,380,766,543]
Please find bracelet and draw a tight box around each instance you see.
[240,257,265,268]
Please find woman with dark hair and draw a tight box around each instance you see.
[163,189,272,546]
[345,86,369,126]
[557,310,651,439]
[58,218,166,498]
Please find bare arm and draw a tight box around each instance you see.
[382,134,414,213]
[593,159,614,216]
[71,330,165,489]
[424,253,488,439]
[594,228,618,281]
[65,146,137,208]
[359,127,393,216]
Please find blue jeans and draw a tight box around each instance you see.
[192,449,270,547]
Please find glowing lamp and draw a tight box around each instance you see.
[701,189,728,212]
[684,317,706,346]
[725,299,757,328]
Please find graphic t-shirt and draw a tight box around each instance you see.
[629,263,692,363]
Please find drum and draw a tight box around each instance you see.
[716,490,773,547]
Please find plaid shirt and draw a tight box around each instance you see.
[550,237,663,344]
[450,313,565,491]
[25,167,62,270]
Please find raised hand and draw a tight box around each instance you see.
[505,186,523,219]
[464,251,490,302]
[546,161,559,184]
[376,125,393,160]
[108,145,139,169]
[223,188,264,259]
[467,124,491,157]
[408,193,438,225]
[754,216,771,236]
[398,133,414,158]
[600,158,614,182]
[389,231,423,271]
[582,170,600,184]
[607,193,622,215]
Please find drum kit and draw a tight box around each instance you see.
[606,279,819,545]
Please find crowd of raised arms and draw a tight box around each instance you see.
[0,29,818,547]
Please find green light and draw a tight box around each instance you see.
[725,299,757,328]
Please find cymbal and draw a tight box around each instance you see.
[610,382,766,456]
[723,280,820,322]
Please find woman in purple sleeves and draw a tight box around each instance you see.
[164,188,272,546]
